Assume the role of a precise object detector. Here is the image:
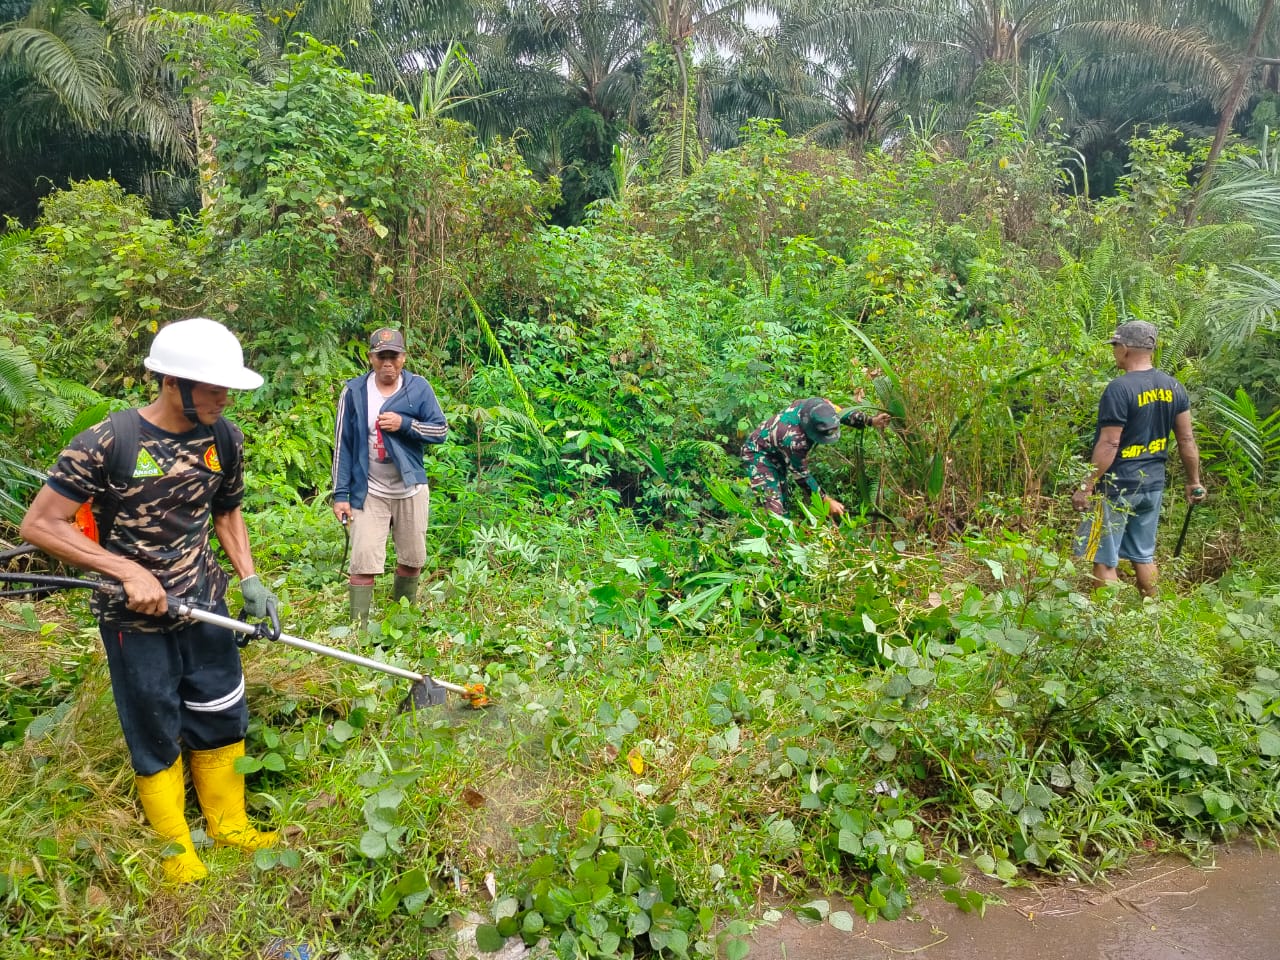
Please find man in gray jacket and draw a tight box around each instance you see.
[332,329,448,626]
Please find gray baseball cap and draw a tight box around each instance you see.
[1109,320,1157,350]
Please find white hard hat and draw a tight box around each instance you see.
[144,317,263,390]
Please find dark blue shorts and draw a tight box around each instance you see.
[1074,489,1164,568]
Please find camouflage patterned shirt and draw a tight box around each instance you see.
[740,399,873,495]
[46,414,245,631]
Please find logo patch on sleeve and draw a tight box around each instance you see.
[203,445,222,473]
[132,449,163,478]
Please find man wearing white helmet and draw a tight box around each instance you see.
[20,317,279,884]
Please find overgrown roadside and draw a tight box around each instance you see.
[3,508,1279,958]
[3,17,1280,958]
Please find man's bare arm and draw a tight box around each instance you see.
[1173,410,1206,501]
[1084,425,1123,489]
[1072,425,1122,511]
[19,486,167,615]
[1173,411,1200,485]
[212,506,256,582]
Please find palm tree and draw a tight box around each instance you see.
[0,0,198,220]
[468,0,645,218]
[1198,134,1280,349]
[492,0,644,127]
[270,0,485,93]
[699,36,794,149]
[1187,0,1278,220]
[636,0,754,174]
[771,1,932,151]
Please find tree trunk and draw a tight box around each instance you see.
[1185,0,1277,225]
[191,97,216,211]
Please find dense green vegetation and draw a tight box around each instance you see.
[2,5,1280,959]
[2,0,1280,222]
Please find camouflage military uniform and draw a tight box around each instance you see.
[45,415,250,773]
[740,399,874,514]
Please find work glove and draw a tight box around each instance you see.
[239,575,278,621]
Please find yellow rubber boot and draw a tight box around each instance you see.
[189,741,279,852]
[135,758,208,884]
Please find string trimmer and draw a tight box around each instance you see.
[0,571,490,711]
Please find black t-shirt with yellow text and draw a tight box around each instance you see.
[1093,368,1189,494]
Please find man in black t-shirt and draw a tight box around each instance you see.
[20,318,279,883]
[1071,320,1206,596]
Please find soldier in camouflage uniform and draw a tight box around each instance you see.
[741,398,891,516]
[20,318,279,884]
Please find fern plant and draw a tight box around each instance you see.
[1055,238,1125,336]
[1202,386,1280,509]
[0,336,36,414]
[0,338,40,529]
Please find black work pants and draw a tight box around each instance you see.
[99,600,248,775]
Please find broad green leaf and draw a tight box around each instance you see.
[395,869,429,895]
[800,899,830,918]
[997,627,1028,654]
[1027,784,1055,808]
[1259,727,1280,757]
[359,830,387,859]
[474,924,505,952]
[926,452,945,499]
[907,668,935,687]
[577,807,603,836]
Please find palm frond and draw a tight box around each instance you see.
[0,21,111,123]
[1063,21,1235,106]
[1212,264,1280,347]
[1176,221,1259,265]
[1203,165,1280,221]
[1204,386,1280,483]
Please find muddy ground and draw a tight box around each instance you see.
[748,844,1280,960]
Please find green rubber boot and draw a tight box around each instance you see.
[349,583,374,628]
[391,574,420,605]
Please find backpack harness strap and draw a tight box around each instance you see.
[92,409,239,548]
